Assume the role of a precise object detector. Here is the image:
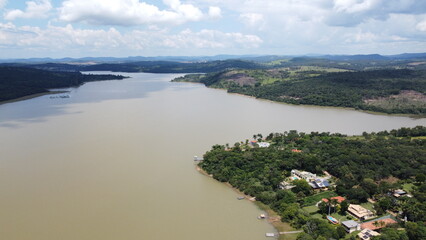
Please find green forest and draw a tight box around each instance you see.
[174,68,426,115]
[0,66,126,102]
[199,126,426,240]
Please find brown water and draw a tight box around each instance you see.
[0,72,424,240]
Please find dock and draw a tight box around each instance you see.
[193,156,204,161]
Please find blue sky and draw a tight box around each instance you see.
[1,0,426,58]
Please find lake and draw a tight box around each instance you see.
[0,72,424,240]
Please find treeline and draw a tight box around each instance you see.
[181,69,426,115]
[199,127,426,239]
[0,66,126,102]
[82,59,261,73]
[3,59,262,73]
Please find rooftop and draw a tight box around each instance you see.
[322,196,345,203]
[342,220,359,229]
[361,218,397,230]
[358,229,380,240]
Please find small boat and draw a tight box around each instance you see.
[258,214,266,219]
[237,196,245,200]
[265,233,275,237]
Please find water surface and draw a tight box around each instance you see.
[0,72,424,240]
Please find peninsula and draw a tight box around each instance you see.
[0,66,127,103]
[198,127,426,239]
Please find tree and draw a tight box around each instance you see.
[318,201,328,214]
[303,218,338,239]
[336,225,347,239]
[347,187,369,203]
[406,222,426,240]
[340,200,349,215]
[330,198,339,214]
[372,228,408,240]
[292,179,312,196]
[296,232,314,240]
[378,197,392,211]
[416,173,426,183]
[361,178,378,196]
[276,190,296,204]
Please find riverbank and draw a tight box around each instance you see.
[0,91,68,105]
[172,73,426,119]
[209,86,426,119]
[196,165,299,240]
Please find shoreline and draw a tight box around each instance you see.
[175,81,425,119]
[0,91,69,106]
[222,88,426,119]
[195,165,299,240]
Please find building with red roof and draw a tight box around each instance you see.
[321,196,346,203]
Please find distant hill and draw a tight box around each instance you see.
[1,53,426,65]
[0,59,263,73]
[317,54,389,61]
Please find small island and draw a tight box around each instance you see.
[198,126,426,240]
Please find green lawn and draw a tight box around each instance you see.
[412,136,426,140]
[302,205,319,214]
[302,204,350,223]
[330,212,350,223]
[403,183,415,192]
[302,191,337,206]
[360,202,375,212]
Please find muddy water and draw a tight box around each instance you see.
[0,72,424,240]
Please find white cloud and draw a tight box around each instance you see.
[160,29,262,48]
[239,13,265,30]
[4,0,52,20]
[208,6,221,19]
[58,0,219,26]
[0,0,6,9]
[0,22,262,56]
[416,20,426,32]
[328,0,426,26]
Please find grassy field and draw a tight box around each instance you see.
[403,183,415,192]
[303,204,351,223]
[302,191,337,206]
[364,90,426,113]
[330,212,351,223]
[360,202,375,212]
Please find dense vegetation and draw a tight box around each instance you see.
[174,68,426,115]
[0,66,126,102]
[81,59,261,73]
[199,126,426,239]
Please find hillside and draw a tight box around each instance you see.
[173,68,426,115]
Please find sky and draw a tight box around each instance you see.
[1,0,426,58]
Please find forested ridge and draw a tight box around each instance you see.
[174,68,426,115]
[199,126,426,239]
[0,66,126,102]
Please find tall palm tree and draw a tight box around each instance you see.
[331,198,339,214]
